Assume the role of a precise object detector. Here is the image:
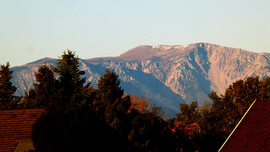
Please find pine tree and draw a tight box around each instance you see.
[96,68,124,113]
[34,63,59,108]
[96,69,130,130]
[97,68,124,105]
[0,62,17,109]
[21,89,36,108]
[22,63,60,109]
[53,50,88,110]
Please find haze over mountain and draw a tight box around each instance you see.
[11,43,270,114]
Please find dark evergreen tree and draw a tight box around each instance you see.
[53,50,88,110]
[97,68,124,106]
[96,69,130,127]
[34,63,59,109]
[31,65,177,152]
[0,62,18,109]
[21,63,60,109]
[21,89,37,108]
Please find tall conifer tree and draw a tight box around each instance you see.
[97,68,124,104]
[0,62,17,109]
[53,50,87,110]
[34,63,59,108]
[96,69,131,129]
[21,63,59,109]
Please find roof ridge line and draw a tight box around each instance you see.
[218,99,257,152]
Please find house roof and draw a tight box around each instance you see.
[219,100,270,152]
[0,109,44,152]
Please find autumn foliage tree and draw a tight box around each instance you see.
[259,77,270,99]
[129,94,150,113]
[167,76,270,152]
[211,76,269,135]
[195,77,270,151]
[167,101,202,151]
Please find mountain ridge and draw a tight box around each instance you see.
[10,43,270,114]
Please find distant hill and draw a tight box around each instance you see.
[11,43,270,115]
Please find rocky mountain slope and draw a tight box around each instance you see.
[11,43,270,114]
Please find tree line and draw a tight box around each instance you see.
[0,50,269,152]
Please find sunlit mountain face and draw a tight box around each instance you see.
[11,43,270,115]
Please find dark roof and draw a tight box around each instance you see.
[219,100,270,152]
[0,109,44,152]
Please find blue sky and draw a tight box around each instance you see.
[1,0,270,67]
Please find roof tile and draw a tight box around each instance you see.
[0,109,44,152]
[219,100,270,152]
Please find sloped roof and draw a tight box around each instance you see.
[0,109,44,152]
[219,100,270,152]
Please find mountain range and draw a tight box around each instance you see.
[10,43,270,115]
